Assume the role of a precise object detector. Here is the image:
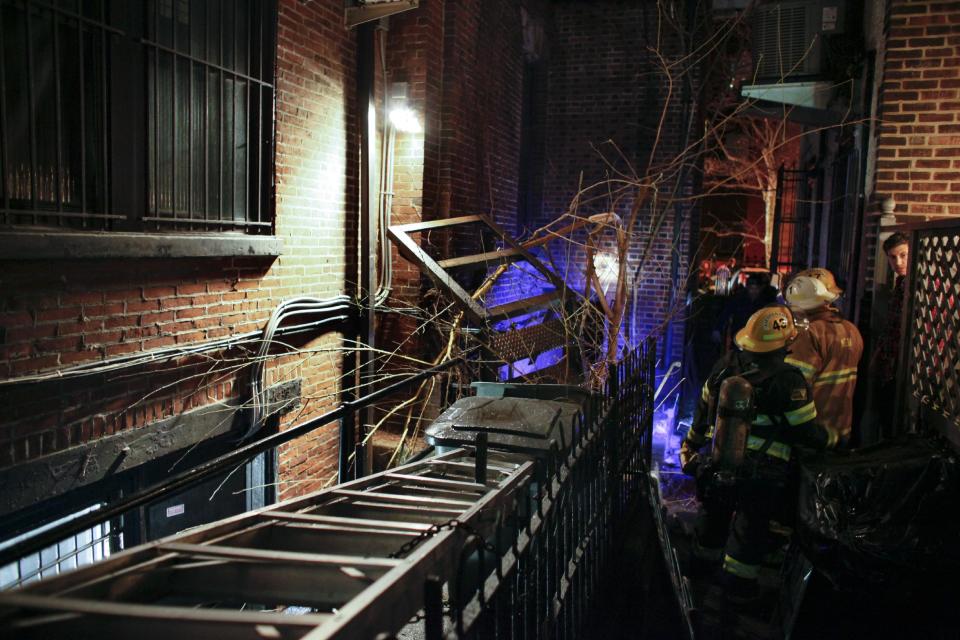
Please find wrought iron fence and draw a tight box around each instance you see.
[0,339,660,640]
[440,338,657,640]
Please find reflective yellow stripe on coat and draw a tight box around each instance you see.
[723,554,760,579]
[812,367,857,387]
[784,356,816,380]
[746,436,791,461]
[784,401,817,425]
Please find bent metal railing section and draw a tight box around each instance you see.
[0,339,656,640]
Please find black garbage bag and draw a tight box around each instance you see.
[796,435,960,595]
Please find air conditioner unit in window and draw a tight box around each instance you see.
[752,1,845,81]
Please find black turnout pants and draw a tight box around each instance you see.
[694,457,791,581]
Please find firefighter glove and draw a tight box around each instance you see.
[680,439,701,476]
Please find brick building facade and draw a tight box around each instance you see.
[874,0,960,222]
[0,0,695,547]
[860,0,960,298]
[0,0,358,539]
[855,0,960,334]
[536,2,693,365]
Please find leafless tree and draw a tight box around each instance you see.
[703,114,794,267]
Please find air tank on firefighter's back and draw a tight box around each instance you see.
[712,375,753,469]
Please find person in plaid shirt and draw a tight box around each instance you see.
[872,232,910,438]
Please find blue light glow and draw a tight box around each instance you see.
[499,346,565,380]
[485,258,557,314]
[481,239,673,373]
[653,403,682,470]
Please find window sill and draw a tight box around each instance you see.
[0,231,283,260]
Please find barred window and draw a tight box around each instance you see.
[0,0,276,233]
[0,504,119,591]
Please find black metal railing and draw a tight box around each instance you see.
[0,338,662,640]
[439,338,657,639]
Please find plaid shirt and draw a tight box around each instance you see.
[876,275,905,383]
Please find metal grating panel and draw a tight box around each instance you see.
[904,222,960,447]
[770,166,823,274]
[488,316,567,364]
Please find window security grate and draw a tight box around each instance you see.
[0,0,276,233]
[0,504,119,591]
[770,165,823,274]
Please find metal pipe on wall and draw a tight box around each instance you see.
[340,22,378,483]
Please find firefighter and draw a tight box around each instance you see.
[784,269,864,447]
[711,271,778,350]
[679,305,837,604]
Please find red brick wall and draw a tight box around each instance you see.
[439,0,524,238]
[0,0,358,499]
[372,1,530,449]
[379,2,445,310]
[538,2,693,365]
[271,0,358,496]
[0,260,253,467]
[379,0,528,323]
[875,0,960,220]
[371,4,444,418]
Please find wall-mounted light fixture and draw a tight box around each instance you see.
[388,82,421,133]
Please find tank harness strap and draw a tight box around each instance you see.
[754,412,789,458]
[716,405,754,420]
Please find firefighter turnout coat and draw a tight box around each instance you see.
[685,349,838,463]
[785,306,863,445]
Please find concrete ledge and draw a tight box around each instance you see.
[0,401,241,518]
[0,379,301,518]
[0,231,283,260]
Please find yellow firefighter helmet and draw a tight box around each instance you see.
[735,305,799,353]
[794,267,843,296]
[785,275,839,311]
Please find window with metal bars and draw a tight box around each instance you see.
[0,0,276,233]
[0,504,119,590]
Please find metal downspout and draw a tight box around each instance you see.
[341,22,377,483]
